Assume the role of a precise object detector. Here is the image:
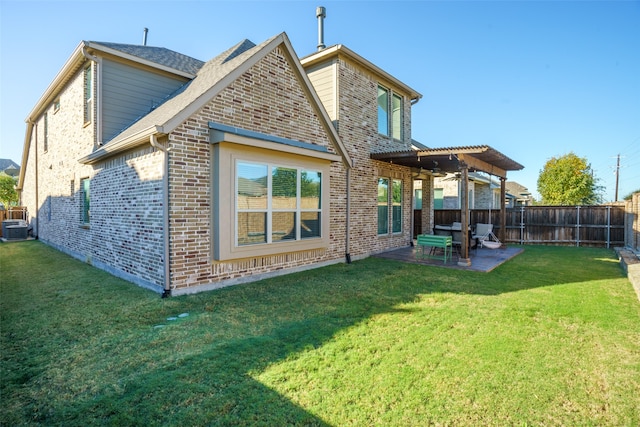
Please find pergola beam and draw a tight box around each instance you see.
[458,153,507,179]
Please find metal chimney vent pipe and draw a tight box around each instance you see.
[316,6,326,51]
[143,27,148,46]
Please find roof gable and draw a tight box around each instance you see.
[81,33,352,167]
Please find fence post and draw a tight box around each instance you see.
[606,205,611,249]
[520,206,525,245]
[576,205,580,247]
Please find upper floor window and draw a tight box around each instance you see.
[377,86,389,135]
[43,112,49,152]
[392,94,403,140]
[377,85,404,140]
[83,64,93,124]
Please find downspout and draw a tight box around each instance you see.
[33,121,39,239]
[82,47,103,145]
[150,135,171,297]
[345,167,351,263]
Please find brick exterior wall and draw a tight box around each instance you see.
[334,58,414,257]
[91,149,165,288]
[166,47,349,293]
[20,40,421,295]
[21,62,95,258]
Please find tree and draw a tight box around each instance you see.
[0,173,19,208]
[537,152,602,205]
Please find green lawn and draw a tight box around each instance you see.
[1,241,639,426]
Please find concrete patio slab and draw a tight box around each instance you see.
[373,245,524,272]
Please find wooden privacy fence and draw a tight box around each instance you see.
[428,205,626,248]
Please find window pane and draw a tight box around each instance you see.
[82,178,90,224]
[301,211,320,238]
[301,171,321,209]
[392,179,402,233]
[377,178,389,234]
[272,212,296,242]
[434,188,444,210]
[272,167,297,209]
[84,66,92,123]
[237,212,266,245]
[237,162,267,209]
[377,86,389,135]
[392,94,403,140]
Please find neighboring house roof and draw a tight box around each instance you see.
[80,32,352,167]
[411,139,429,150]
[300,44,422,103]
[505,181,532,198]
[0,158,20,172]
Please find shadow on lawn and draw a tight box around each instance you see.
[2,243,626,425]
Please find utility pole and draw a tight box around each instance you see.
[614,154,620,202]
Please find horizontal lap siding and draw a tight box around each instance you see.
[101,58,189,142]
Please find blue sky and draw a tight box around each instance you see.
[1,0,638,201]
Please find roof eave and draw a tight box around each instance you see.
[78,126,163,165]
[301,44,422,102]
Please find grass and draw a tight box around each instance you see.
[1,241,639,426]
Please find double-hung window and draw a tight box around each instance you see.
[377,85,404,141]
[236,162,322,246]
[83,64,93,125]
[378,177,403,235]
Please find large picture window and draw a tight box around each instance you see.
[237,161,322,247]
[378,177,403,235]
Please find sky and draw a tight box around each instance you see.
[1,0,638,202]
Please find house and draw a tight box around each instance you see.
[0,159,20,177]
[428,173,533,209]
[17,29,523,295]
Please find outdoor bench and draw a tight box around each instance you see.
[416,234,452,264]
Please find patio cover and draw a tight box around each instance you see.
[371,145,524,266]
[370,145,523,179]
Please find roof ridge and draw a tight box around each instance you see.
[87,41,205,75]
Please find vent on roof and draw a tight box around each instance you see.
[143,27,148,46]
[316,6,326,51]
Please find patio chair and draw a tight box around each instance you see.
[473,223,493,248]
[451,229,477,257]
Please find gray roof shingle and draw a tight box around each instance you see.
[88,41,205,75]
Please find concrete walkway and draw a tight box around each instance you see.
[373,245,524,272]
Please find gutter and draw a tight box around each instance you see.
[150,135,171,298]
